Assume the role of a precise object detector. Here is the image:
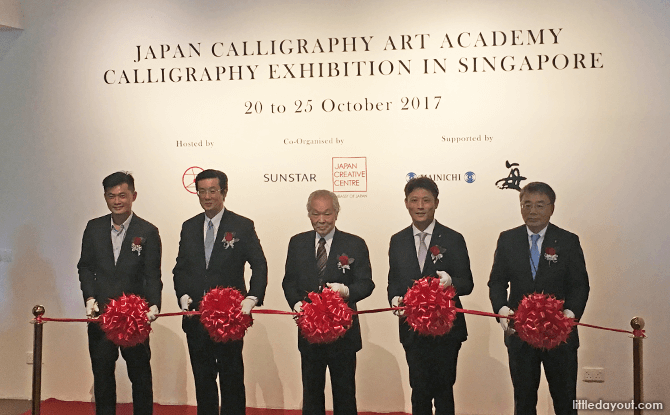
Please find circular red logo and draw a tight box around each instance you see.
[182,167,204,194]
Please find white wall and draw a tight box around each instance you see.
[0,0,23,29]
[0,1,668,413]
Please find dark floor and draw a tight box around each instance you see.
[0,400,30,415]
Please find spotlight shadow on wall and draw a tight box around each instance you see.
[0,225,65,398]
[0,27,23,63]
[357,318,405,412]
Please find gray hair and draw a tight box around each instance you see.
[519,182,556,204]
[306,190,340,214]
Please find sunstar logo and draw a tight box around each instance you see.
[263,173,317,182]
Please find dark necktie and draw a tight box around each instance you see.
[316,237,327,279]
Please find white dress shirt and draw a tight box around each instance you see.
[412,220,436,258]
[203,207,225,244]
[111,213,133,264]
[314,228,336,257]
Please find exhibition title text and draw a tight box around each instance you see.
[103,29,604,84]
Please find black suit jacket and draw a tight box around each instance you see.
[173,209,268,329]
[488,223,590,343]
[282,228,374,353]
[387,221,474,347]
[78,214,162,310]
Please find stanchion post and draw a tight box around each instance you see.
[631,316,645,415]
[31,305,45,415]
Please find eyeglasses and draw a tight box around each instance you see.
[105,192,130,200]
[520,202,552,211]
[197,188,222,197]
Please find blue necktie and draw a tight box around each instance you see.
[205,220,215,267]
[530,234,540,279]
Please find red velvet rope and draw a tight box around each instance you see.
[35,308,297,324]
[35,316,92,323]
[577,321,645,337]
[349,306,644,337]
[33,305,645,338]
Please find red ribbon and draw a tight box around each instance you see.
[402,277,457,336]
[199,287,252,342]
[512,293,575,349]
[296,288,353,344]
[32,292,647,345]
[98,294,152,347]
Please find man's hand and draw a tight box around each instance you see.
[293,302,303,313]
[563,309,575,319]
[499,306,515,333]
[146,305,159,322]
[392,296,405,317]
[85,298,99,318]
[436,270,452,287]
[180,294,193,314]
[326,282,349,299]
[241,297,257,315]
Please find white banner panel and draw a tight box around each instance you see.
[0,1,668,413]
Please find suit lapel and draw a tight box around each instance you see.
[514,226,535,285]
[302,230,324,288]
[536,223,559,283]
[327,229,344,277]
[399,226,422,278]
[306,230,318,273]
[215,209,229,245]
[423,224,445,276]
[115,215,136,267]
[101,215,116,268]
[215,209,244,253]
[195,213,206,268]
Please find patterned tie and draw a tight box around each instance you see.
[530,234,540,279]
[205,219,215,268]
[418,232,428,272]
[316,238,327,279]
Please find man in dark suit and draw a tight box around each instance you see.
[282,189,374,415]
[173,169,267,415]
[78,171,162,415]
[387,177,473,415]
[488,182,590,415]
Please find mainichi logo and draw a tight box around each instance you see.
[406,173,467,182]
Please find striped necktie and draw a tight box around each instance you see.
[316,237,327,278]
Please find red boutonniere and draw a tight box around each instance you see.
[222,232,239,249]
[544,247,558,264]
[429,245,445,263]
[337,254,355,273]
[131,237,144,256]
